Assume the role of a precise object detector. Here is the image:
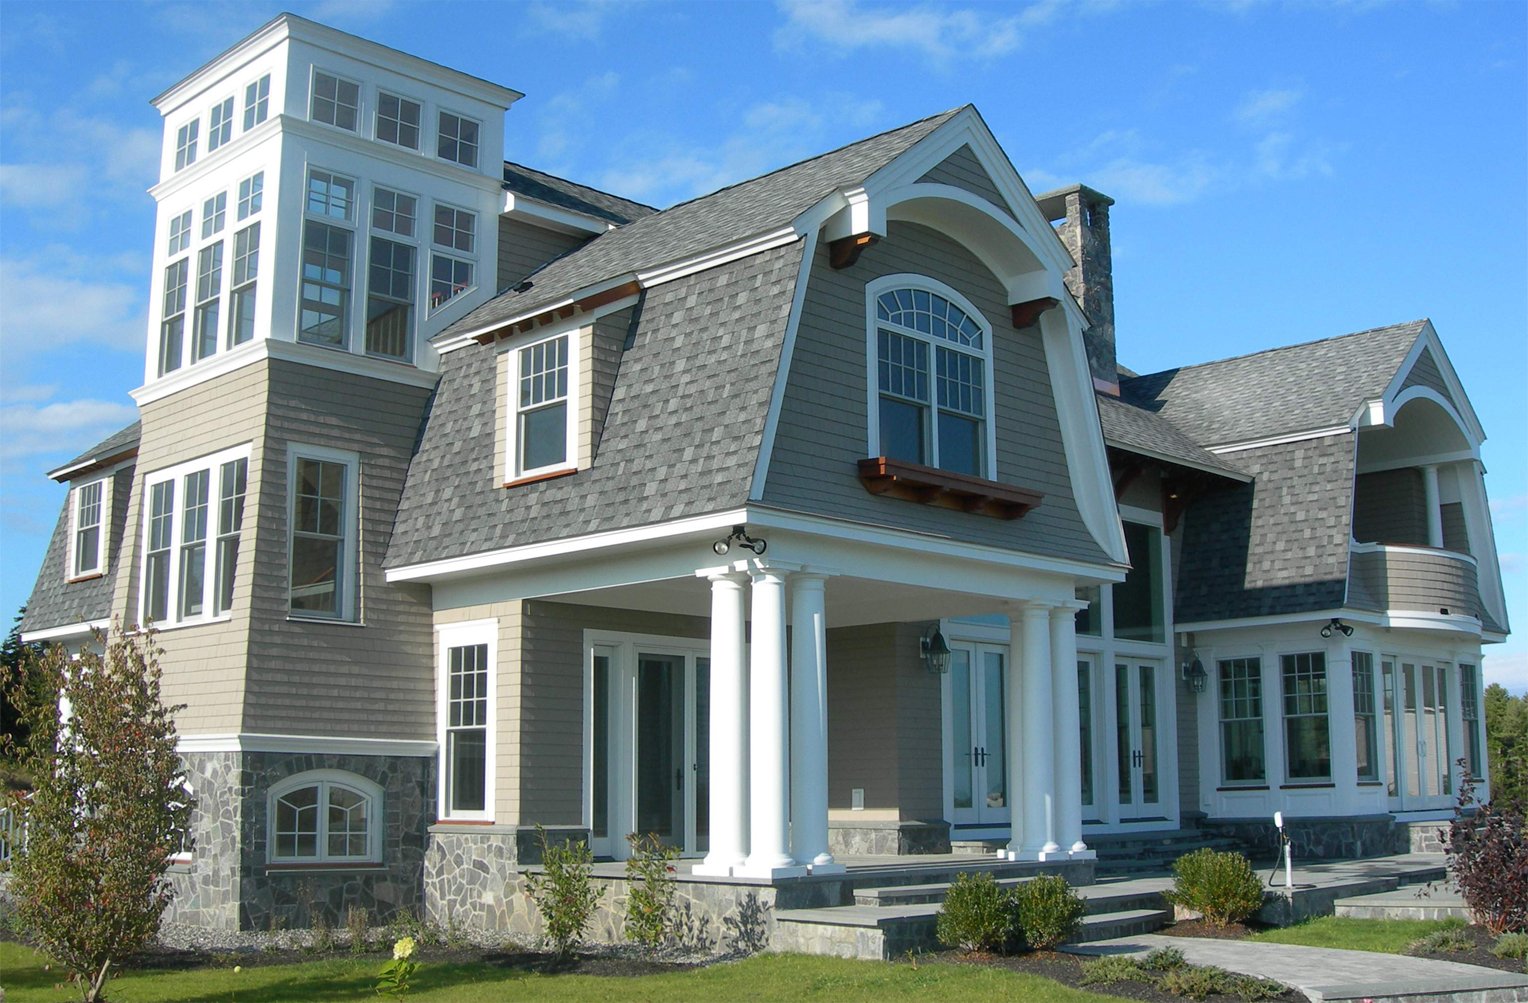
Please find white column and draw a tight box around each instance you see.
[1021,602,1062,859]
[1005,616,1026,860]
[1050,603,1091,858]
[1422,464,1444,548]
[1326,641,1360,813]
[695,572,748,876]
[789,573,840,872]
[741,565,804,877]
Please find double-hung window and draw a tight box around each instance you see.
[159,259,189,376]
[366,237,414,360]
[870,282,991,477]
[229,223,259,347]
[288,446,358,620]
[1353,651,1379,782]
[202,192,226,238]
[166,210,192,255]
[437,111,479,167]
[510,333,574,478]
[237,172,263,220]
[310,71,359,131]
[439,624,494,819]
[299,169,356,348]
[1218,657,1265,784]
[1460,664,1482,778]
[70,477,108,579]
[376,92,421,149]
[429,204,474,309]
[207,96,233,152]
[268,772,380,863]
[193,243,224,363]
[174,120,198,171]
[1281,652,1331,781]
[140,446,249,626]
[243,74,270,130]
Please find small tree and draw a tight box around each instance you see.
[1,623,192,1002]
[1444,761,1527,935]
[523,826,602,959]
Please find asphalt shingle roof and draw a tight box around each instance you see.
[1095,394,1245,480]
[22,464,135,633]
[50,421,141,479]
[502,161,656,227]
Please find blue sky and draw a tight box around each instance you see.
[0,0,1524,690]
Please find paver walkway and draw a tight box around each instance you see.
[1067,933,1528,1003]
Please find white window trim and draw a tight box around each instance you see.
[286,442,361,622]
[375,89,423,150]
[207,95,234,152]
[1215,654,1267,788]
[243,74,271,131]
[309,67,362,133]
[266,769,383,864]
[1279,650,1333,784]
[137,443,251,629]
[504,328,580,482]
[863,273,998,478]
[435,107,481,169]
[436,620,497,823]
[67,473,112,581]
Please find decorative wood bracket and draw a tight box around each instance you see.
[857,456,1043,520]
[1010,297,1060,329]
[829,233,878,270]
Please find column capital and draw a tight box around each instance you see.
[703,569,750,586]
[1018,599,1057,618]
[1050,599,1089,616]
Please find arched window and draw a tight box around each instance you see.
[267,771,381,863]
[869,279,993,477]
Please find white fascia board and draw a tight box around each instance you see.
[177,733,438,757]
[435,290,641,356]
[636,227,801,289]
[1177,607,1481,637]
[1376,321,1485,444]
[48,453,135,484]
[385,508,752,583]
[21,619,110,644]
[503,191,613,236]
[749,234,818,501]
[1207,426,1352,454]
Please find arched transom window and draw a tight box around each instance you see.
[872,283,991,476]
[268,771,381,863]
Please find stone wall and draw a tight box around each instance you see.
[1202,814,1405,861]
[165,751,244,930]
[828,819,951,856]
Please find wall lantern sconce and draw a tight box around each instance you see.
[921,625,952,674]
[1319,617,1355,639]
[711,525,766,556]
[1181,655,1208,693]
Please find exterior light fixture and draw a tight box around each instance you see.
[711,525,766,557]
[921,625,952,674]
[1181,655,1207,693]
[1319,617,1355,639]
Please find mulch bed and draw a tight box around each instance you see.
[932,948,1301,1003]
[1406,925,1526,974]
[1155,920,1258,940]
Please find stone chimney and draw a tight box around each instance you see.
[1036,184,1117,393]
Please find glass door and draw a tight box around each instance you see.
[1113,662,1161,820]
[948,644,1008,827]
[636,654,685,846]
[1389,660,1452,811]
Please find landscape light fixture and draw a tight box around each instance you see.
[1181,654,1208,693]
[921,625,952,674]
[1319,617,1355,639]
[711,525,766,557]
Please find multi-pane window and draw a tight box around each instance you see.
[243,74,270,130]
[446,642,489,814]
[874,286,988,476]
[237,172,263,220]
[366,237,414,361]
[140,449,249,626]
[159,259,189,376]
[1113,522,1165,643]
[515,334,570,475]
[299,222,351,347]
[437,111,479,167]
[71,480,105,578]
[1281,652,1331,781]
[1219,657,1265,784]
[372,187,416,237]
[433,204,474,251]
[193,243,223,363]
[270,775,376,862]
[207,97,233,151]
[1078,661,1094,807]
[376,92,421,149]
[306,169,354,220]
[201,192,226,238]
[289,454,351,618]
[174,120,198,171]
[229,223,259,347]
[430,204,475,308]
[1461,664,1482,778]
[1353,651,1379,782]
[167,209,192,255]
[310,71,359,131]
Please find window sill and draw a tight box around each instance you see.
[1278,782,1335,790]
[66,571,105,584]
[503,467,577,489]
[149,614,234,634]
[435,817,495,826]
[286,615,365,627]
[1356,781,1385,787]
[1216,785,1269,792]
[856,456,1043,520]
[264,861,385,874]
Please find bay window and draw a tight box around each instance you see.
[430,203,475,310]
[1461,664,1482,779]
[288,447,358,620]
[1281,652,1331,781]
[366,236,414,360]
[1353,651,1379,782]
[140,446,249,626]
[1218,657,1265,784]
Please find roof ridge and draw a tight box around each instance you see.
[501,159,657,212]
[1127,318,1428,384]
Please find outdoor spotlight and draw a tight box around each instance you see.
[921,625,952,674]
[1319,617,1354,638]
[711,525,766,557]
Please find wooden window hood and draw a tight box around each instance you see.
[856,457,1043,520]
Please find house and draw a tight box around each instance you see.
[20,14,1509,939]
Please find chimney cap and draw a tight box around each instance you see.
[1035,183,1114,223]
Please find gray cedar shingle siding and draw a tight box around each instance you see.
[1174,433,1356,623]
[1400,347,1457,409]
[762,220,1107,565]
[20,462,135,633]
[497,217,589,292]
[388,241,805,568]
[916,144,1018,221]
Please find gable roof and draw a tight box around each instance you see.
[1095,394,1247,481]
[47,420,142,481]
[1121,320,1426,447]
[502,161,656,227]
[439,108,963,343]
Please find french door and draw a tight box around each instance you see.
[1113,662,1162,820]
[1383,658,1452,812]
[949,644,1009,827]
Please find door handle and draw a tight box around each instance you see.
[675,768,683,792]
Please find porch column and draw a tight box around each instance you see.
[1422,464,1444,548]
[789,573,840,872]
[696,571,748,876]
[1050,602,1092,858]
[741,565,804,877]
[1020,601,1062,858]
[1326,641,1360,812]
[1005,616,1027,860]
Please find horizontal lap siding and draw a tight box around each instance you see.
[764,221,1100,563]
[496,218,588,291]
[917,145,1017,220]
[433,601,524,824]
[242,361,435,740]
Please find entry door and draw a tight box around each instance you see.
[1386,659,1452,811]
[1113,662,1162,820]
[949,645,1009,826]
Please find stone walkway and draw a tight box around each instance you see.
[1067,932,1528,1003]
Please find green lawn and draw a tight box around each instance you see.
[1248,916,1465,954]
[0,942,1121,1003]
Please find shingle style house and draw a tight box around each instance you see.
[21,14,1510,944]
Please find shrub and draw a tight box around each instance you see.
[935,872,1013,954]
[1159,964,1238,1001]
[347,905,371,954]
[523,826,603,958]
[623,832,680,950]
[1012,874,1085,950]
[1443,763,1528,935]
[1164,848,1265,928]
[1493,932,1528,961]
[1079,955,1151,985]
[1411,926,1475,954]
[1142,946,1188,971]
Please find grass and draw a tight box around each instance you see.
[1248,916,1466,954]
[0,942,1124,1003]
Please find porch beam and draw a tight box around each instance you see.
[789,573,840,872]
[695,572,749,877]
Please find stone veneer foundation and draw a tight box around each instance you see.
[1201,814,1408,862]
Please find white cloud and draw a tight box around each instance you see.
[1086,154,1222,207]
[1254,131,1335,181]
[525,0,620,39]
[2,384,60,405]
[1483,648,1528,696]
[775,0,1061,63]
[1491,493,1528,520]
[1498,552,1525,575]
[0,163,91,211]
[0,398,138,462]
[1236,87,1302,125]
[0,254,147,356]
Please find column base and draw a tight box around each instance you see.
[1068,846,1096,860]
[998,847,1072,862]
[691,861,743,878]
[734,861,809,879]
[806,860,845,875]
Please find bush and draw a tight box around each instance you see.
[523,826,604,958]
[1079,954,1151,985]
[1444,763,1528,935]
[935,872,1013,954]
[1142,946,1187,971]
[1164,848,1265,928]
[623,832,680,950]
[1493,932,1528,961]
[1012,874,1085,950]
[1410,926,1474,954]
